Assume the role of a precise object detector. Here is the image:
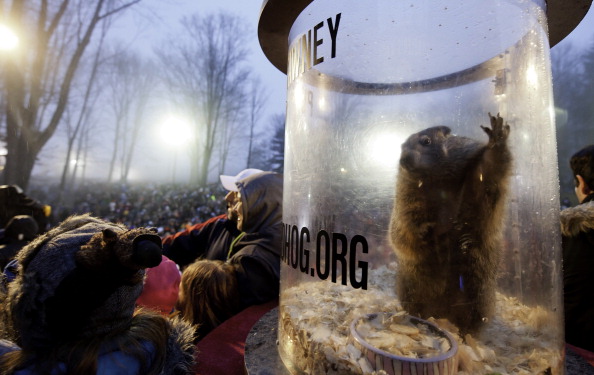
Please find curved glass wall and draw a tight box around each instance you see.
[279,1,564,374]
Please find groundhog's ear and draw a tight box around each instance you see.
[438,126,451,136]
[102,228,118,245]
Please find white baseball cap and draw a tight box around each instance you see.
[220,168,263,191]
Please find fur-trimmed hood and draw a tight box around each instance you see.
[560,200,594,237]
[1,214,162,348]
[0,214,197,374]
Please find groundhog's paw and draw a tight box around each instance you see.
[481,112,510,147]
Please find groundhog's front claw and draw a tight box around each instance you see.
[483,112,510,146]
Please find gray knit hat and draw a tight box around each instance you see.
[1,214,162,350]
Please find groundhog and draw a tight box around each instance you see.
[389,113,512,335]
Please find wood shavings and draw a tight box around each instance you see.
[354,313,451,359]
[278,263,563,375]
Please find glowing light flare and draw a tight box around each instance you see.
[0,24,18,51]
[159,116,193,147]
[292,81,305,111]
[526,65,539,88]
[367,131,404,169]
[317,95,327,112]
[548,106,557,124]
[125,167,144,183]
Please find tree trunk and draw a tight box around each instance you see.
[107,117,122,183]
[1,0,141,189]
[57,134,76,203]
[4,131,39,190]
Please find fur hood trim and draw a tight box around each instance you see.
[560,201,594,237]
[162,315,197,375]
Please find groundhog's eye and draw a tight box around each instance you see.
[419,136,431,146]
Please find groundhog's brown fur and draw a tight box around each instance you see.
[390,113,512,335]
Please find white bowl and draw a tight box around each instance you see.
[350,312,458,375]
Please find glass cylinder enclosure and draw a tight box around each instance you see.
[278,0,564,374]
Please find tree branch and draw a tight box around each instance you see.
[47,0,71,36]
[99,0,142,20]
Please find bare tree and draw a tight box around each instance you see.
[551,42,586,199]
[267,113,285,173]
[99,50,153,184]
[155,12,251,186]
[57,23,109,206]
[95,47,156,184]
[120,62,156,183]
[72,118,94,185]
[105,48,136,182]
[552,43,582,113]
[578,37,594,141]
[246,78,268,168]
[218,101,245,175]
[1,0,142,190]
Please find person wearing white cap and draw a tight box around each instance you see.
[219,168,263,192]
[220,169,263,225]
[162,168,265,268]
[162,170,283,340]
[174,171,283,341]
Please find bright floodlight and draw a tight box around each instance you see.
[160,116,192,146]
[0,24,18,51]
[368,130,404,168]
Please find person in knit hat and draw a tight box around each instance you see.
[0,214,196,374]
[162,168,263,269]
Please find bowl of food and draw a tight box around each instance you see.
[349,312,458,375]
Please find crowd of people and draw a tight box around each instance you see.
[30,181,230,237]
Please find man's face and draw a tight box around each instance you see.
[225,191,243,229]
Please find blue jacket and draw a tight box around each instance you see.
[1,340,154,374]
[0,316,196,375]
